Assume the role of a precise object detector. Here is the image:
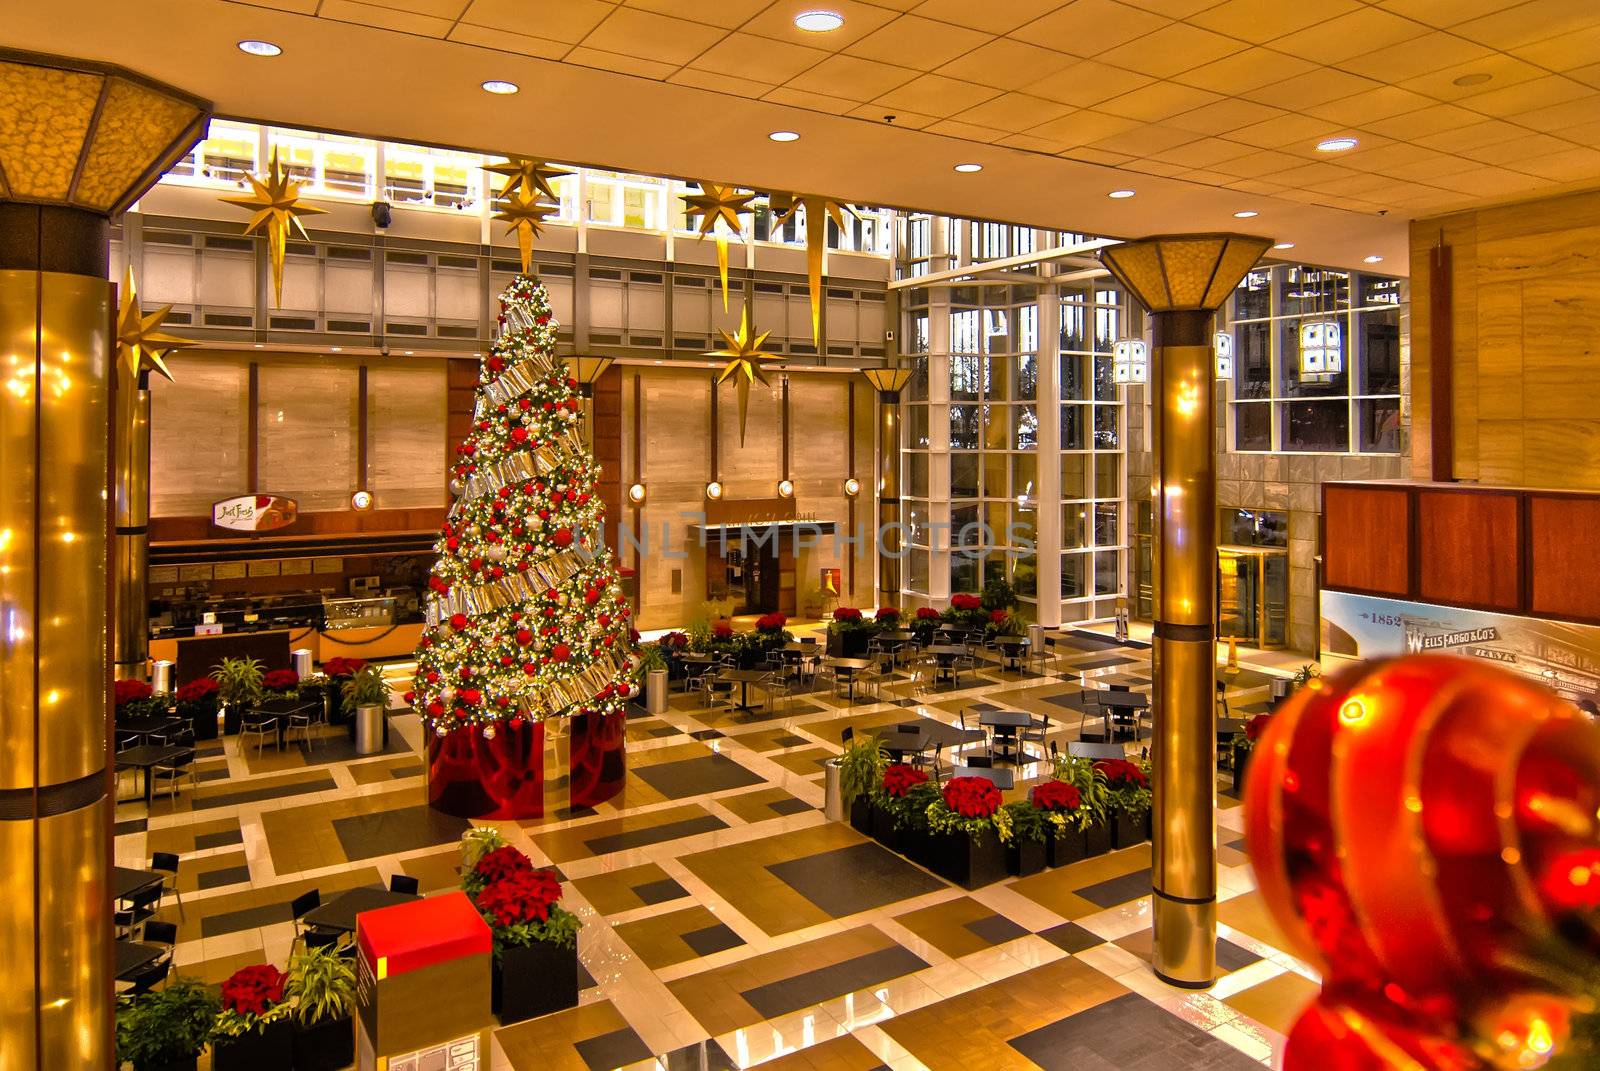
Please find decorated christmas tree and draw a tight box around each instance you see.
[413,274,635,817]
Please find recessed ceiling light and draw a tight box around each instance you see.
[1273,242,1295,250]
[1316,136,1358,153]
[1108,189,1136,199]
[1233,210,1258,219]
[1453,72,1492,87]
[954,163,983,173]
[237,40,282,57]
[1364,255,1384,263]
[793,10,844,31]
[481,79,519,95]
[769,130,801,142]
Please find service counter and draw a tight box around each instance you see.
[150,623,425,682]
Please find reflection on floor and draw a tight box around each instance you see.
[115,627,1313,1069]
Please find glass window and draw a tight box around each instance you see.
[906,405,929,448]
[908,313,930,355]
[1234,269,1271,320]
[1234,402,1271,451]
[950,405,980,449]
[950,354,981,400]
[951,453,979,498]
[1012,553,1038,597]
[1234,321,1271,400]
[951,555,979,594]
[1061,355,1087,400]
[1094,406,1119,449]
[908,549,929,592]
[1061,404,1085,450]
[1094,456,1121,499]
[1281,266,1349,317]
[1094,503,1120,546]
[1062,552,1087,598]
[1094,550,1121,595]
[1358,307,1402,395]
[1279,317,1348,397]
[950,309,981,354]
[1221,508,1288,548]
[1015,353,1038,400]
[1093,354,1117,401]
[1061,454,1088,500]
[1012,405,1038,449]
[1062,504,1087,548]
[1283,400,1350,452]
[1060,300,1088,352]
[908,452,929,497]
[1359,398,1402,453]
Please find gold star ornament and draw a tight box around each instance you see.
[774,193,860,348]
[483,157,569,202]
[116,267,195,382]
[494,185,561,274]
[220,149,327,308]
[681,182,755,311]
[706,303,782,446]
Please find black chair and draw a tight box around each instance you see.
[151,851,183,920]
[965,754,994,768]
[290,889,322,950]
[144,920,177,947]
[151,747,197,805]
[389,874,419,895]
[126,920,178,994]
[840,725,854,744]
[1216,679,1231,718]
[115,883,163,940]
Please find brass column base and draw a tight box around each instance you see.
[1152,889,1218,988]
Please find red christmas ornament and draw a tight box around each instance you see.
[512,427,529,444]
[522,662,537,675]
[554,528,573,547]
[516,629,533,646]
[448,613,469,631]
[552,644,571,662]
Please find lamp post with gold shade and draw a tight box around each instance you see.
[0,48,209,1069]
[569,354,615,450]
[860,367,913,609]
[1097,234,1272,990]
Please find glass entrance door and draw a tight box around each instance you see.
[1217,546,1288,649]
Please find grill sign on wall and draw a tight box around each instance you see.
[212,494,298,532]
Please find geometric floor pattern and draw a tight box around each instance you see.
[114,624,1314,1069]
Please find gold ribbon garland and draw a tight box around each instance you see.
[449,434,588,512]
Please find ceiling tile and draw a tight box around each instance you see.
[1179,168,1243,187]
[1163,97,1285,135]
[1513,145,1600,180]
[319,0,452,35]
[1239,67,1383,111]
[565,45,679,79]
[1171,48,1315,95]
[1121,159,1190,177]
[1457,131,1577,164]
[1223,178,1289,195]
[1555,118,1600,147]
[937,38,1080,91]
[1514,25,1600,72]
[1451,0,1600,50]
[1208,148,1311,178]
[1227,112,1350,150]
[1507,94,1600,133]
[738,0,902,49]
[1096,81,1223,123]
[1304,86,1435,126]
[1147,138,1256,167]
[1117,0,1218,15]
[1085,122,1204,155]
[365,0,469,17]
[1270,161,1364,187]
[668,68,774,97]
[1304,171,1405,197]
[1375,0,1523,28]
[1414,118,1532,151]
[1026,109,1141,144]
[1463,75,1595,118]
[1396,53,1547,103]
[446,22,569,58]
[688,32,830,83]
[842,102,940,128]
[1360,104,1485,141]
[1028,60,1156,106]
[1421,168,1548,197]
[1187,0,1363,45]
[230,0,320,12]
[1063,146,1138,166]
[1379,154,1486,181]
[923,118,1007,142]
[995,132,1075,153]
[768,85,874,113]
[845,14,994,70]
[1337,32,1494,82]
[872,73,1004,116]
[1099,22,1246,78]
[1015,0,1172,56]
[1270,7,1430,63]
[951,93,1075,132]
[462,0,613,43]
[580,7,725,64]
[784,54,919,101]
[908,0,1069,34]
[1571,63,1600,91]
[620,0,769,28]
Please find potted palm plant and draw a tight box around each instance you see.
[836,734,886,835]
[341,664,391,754]
[285,943,356,1071]
[116,977,220,1071]
[213,657,264,735]
[460,836,582,1024]
[211,964,293,1071]
[639,642,669,715]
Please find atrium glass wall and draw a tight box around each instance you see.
[1224,264,1406,454]
[898,217,1131,624]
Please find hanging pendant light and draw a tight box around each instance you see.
[1113,338,1147,385]
[1213,331,1233,379]
[1298,319,1342,380]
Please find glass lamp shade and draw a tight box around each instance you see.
[1214,332,1234,378]
[1113,339,1148,385]
[1298,319,1343,378]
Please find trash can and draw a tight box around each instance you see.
[292,648,314,679]
[151,659,175,696]
[355,703,385,755]
[823,758,844,822]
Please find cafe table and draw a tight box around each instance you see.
[116,715,184,745]
[1068,740,1127,760]
[924,644,968,684]
[115,940,167,982]
[824,657,874,702]
[948,764,1015,790]
[994,636,1030,672]
[114,865,165,903]
[301,886,421,934]
[717,667,771,712]
[1089,689,1150,742]
[979,708,1036,763]
[114,744,188,806]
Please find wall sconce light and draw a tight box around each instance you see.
[627,483,646,505]
[1213,331,1233,379]
[1298,319,1343,380]
[351,490,373,511]
[843,477,861,497]
[777,479,795,498]
[1113,339,1147,385]
[705,481,723,501]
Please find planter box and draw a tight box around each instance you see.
[1006,838,1047,877]
[212,1018,294,1071]
[869,802,905,854]
[1084,819,1113,857]
[493,940,579,1025]
[293,1014,354,1071]
[1046,829,1090,868]
[222,703,242,736]
[904,827,937,870]
[182,698,219,740]
[1232,747,1251,797]
[849,796,873,836]
[929,830,1008,889]
[133,1057,198,1071]
[827,629,874,658]
[1111,810,1149,849]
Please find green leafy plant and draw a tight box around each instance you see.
[286,943,357,1026]
[686,617,713,652]
[837,734,886,810]
[981,576,1018,612]
[460,825,508,889]
[1053,753,1113,822]
[1293,663,1322,689]
[340,664,391,715]
[637,642,668,673]
[213,656,264,708]
[116,977,221,1069]
[1002,799,1050,844]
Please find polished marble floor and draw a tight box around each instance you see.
[114,625,1313,1070]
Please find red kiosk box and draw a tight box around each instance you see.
[354,891,495,1070]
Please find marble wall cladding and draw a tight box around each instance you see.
[257,359,360,511]
[150,354,250,516]
[367,361,447,510]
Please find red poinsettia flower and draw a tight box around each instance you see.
[942,775,1003,818]
[475,868,563,929]
[833,607,863,622]
[474,845,534,887]
[713,622,734,639]
[1245,713,1272,742]
[175,677,219,704]
[1093,758,1148,788]
[989,609,1009,625]
[882,763,929,798]
[261,668,300,693]
[915,607,941,620]
[114,678,154,708]
[1030,780,1082,812]
[322,656,368,678]
[663,632,689,648]
[756,613,788,632]
[875,607,900,623]
[220,964,286,1017]
[950,593,982,612]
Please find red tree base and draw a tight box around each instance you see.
[569,709,626,808]
[428,720,546,819]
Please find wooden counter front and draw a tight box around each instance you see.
[150,623,423,679]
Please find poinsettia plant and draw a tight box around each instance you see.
[874,607,900,624]
[949,594,982,612]
[320,657,367,679]
[115,678,154,709]
[1053,753,1112,821]
[1094,757,1153,817]
[462,842,581,957]
[1028,779,1090,837]
[871,763,937,830]
[661,631,689,649]
[755,613,788,633]
[833,607,864,622]
[261,668,300,695]
[464,844,534,897]
[914,607,940,621]
[213,963,291,1037]
[713,621,735,640]
[175,677,219,705]
[1236,713,1273,753]
[927,776,1013,842]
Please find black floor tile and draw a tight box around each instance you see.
[297,731,410,766]
[1009,992,1260,1070]
[1074,868,1152,909]
[771,733,809,748]
[583,815,728,856]
[648,725,683,738]
[200,898,296,938]
[194,774,337,810]
[194,828,244,850]
[197,864,253,890]
[633,877,689,905]
[1038,922,1105,954]
[1071,656,1140,671]
[557,806,600,821]
[196,767,232,783]
[114,818,148,836]
[579,961,597,989]
[574,1026,653,1071]
[1216,938,1262,974]
[767,797,812,816]
[634,754,764,798]
[689,730,725,741]
[654,1040,738,1071]
[681,922,745,957]
[389,763,424,779]
[332,804,469,862]
[963,914,1029,945]
[766,842,944,919]
[740,945,929,1020]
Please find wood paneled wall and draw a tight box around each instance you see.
[1411,187,1600,489]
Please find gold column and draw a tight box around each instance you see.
[861,368,912,609]
[0,49,209,1070]
[113,362,151,680]
[1099,234,1272,989]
